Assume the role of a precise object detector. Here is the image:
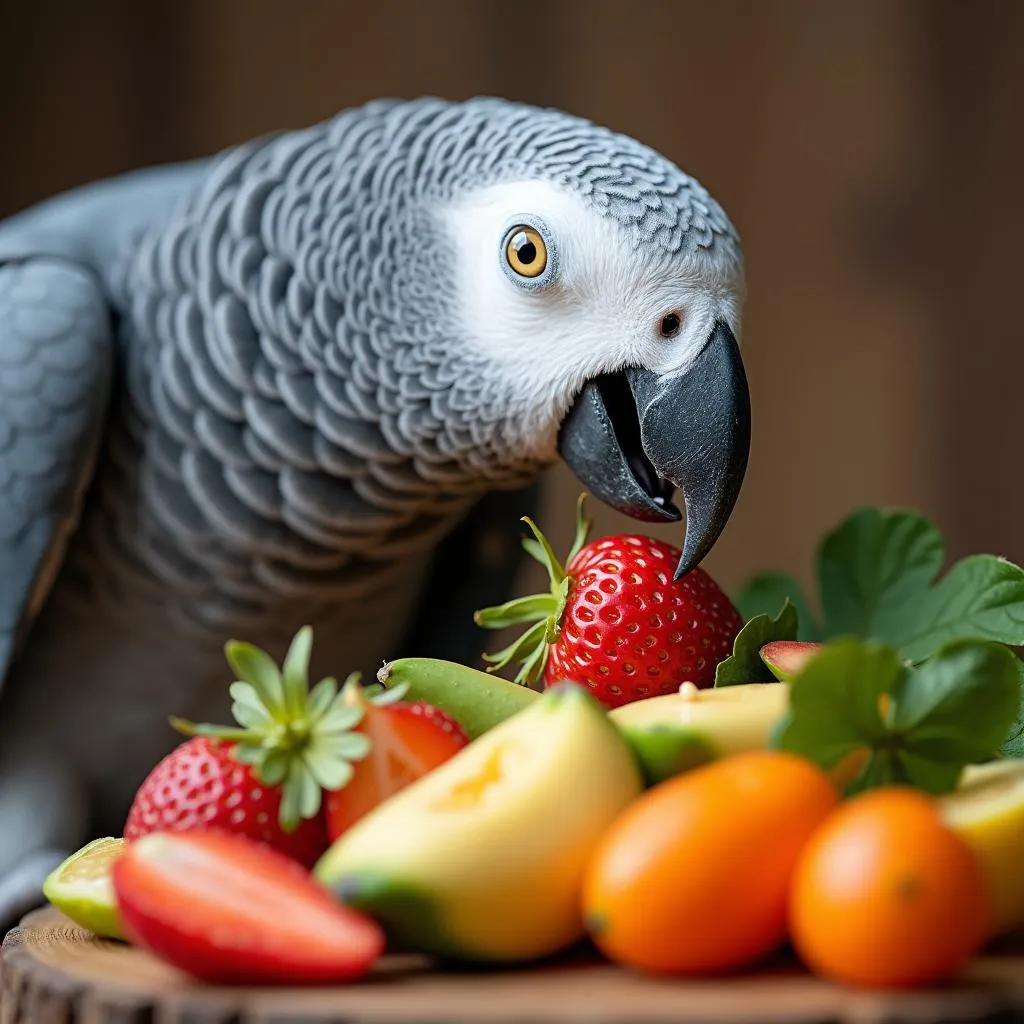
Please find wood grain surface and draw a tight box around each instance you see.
[2,907,1023,1024]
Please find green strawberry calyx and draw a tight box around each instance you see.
[172,626,409,832]
[473,493,593,687]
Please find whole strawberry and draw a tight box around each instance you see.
[474,496,743,709]
[123,736,329,868]
[123,627,372,866]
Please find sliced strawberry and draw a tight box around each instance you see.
[112,831,385,985]
[325,695,468,841]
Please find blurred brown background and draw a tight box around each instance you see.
[2,0,1022,604]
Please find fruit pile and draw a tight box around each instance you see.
[42,501,1024,992]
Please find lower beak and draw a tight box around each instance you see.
[556,321,751,579]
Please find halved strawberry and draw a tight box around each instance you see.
[325,690,468,841]
[112,831,385,984]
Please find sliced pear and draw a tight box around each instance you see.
[314,683,643,962]
[42,837,126,940]
[610,681,790,783]
[939,759,1024,936]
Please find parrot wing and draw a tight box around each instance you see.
[0,257,115,691]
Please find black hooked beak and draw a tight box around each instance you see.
[556,321,751,579]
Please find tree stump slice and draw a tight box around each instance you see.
[3,907,1024,1024]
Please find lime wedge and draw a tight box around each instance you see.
[42,837,126,940]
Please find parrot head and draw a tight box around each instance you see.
[299,99,748,578]
[422,102,750,578]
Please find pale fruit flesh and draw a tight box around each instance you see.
[610,682,790,782]
[939,760,1024,937]
[315,684,643,962]
[42,836,126,940]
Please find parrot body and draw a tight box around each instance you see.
[0,97,749,928]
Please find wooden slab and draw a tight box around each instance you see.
[2,907,1024,1024]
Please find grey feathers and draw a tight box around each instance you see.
[0,259,114,684]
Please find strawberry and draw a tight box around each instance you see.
[474,495,743,710]
[325,690,468,841]
[112,831,385,985]
[123,627,374,865]
[123,736,329,868]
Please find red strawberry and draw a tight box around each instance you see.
[113,831,385,985]
[123,736,328,868]
[123,627,375,865]
[474,495,743,709]
[325,692,468,841]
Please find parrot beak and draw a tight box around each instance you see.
[557,321,751,579]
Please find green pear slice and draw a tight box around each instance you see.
[314,684,642,962]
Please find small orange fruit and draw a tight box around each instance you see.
[789,786,990,988]
[582,750,839,974]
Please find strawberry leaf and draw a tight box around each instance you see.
[735,572,822,642]
[259,749,290,786]
[281,626,313,717]
[228,681,274,728]
[175,627,385,831]
[307,676,339,720]
[225,641,287,719]
[714,599,798,687]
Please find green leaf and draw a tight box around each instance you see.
[473,594,557,629]
[307,676,339,720]
[737,507,1024,666]
[480,619,548,677]
[228,682,273,727]
[1000,657,1024,758]
[895,556,1024,661]
[565,492,593,565]
[370,679,410,706]
[521,515,566,588]
[734,573,822,641]
[281,626,313,718]
[892,751,963,795]
[317,703,365,735]
[258,749,290,786]
[772,638,899,770]
[817,508,943,641]
[231,741,267,766]
[774,634,1021,796]
[715,599,799,687]
[231,700,273,732]
[170,717,254,743]
[891,640,1021,763]
[225,641,287,718]
[521,537,548,566]
[307,755,355,793]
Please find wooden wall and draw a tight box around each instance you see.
[2,0,1022,601]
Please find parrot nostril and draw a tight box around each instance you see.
[659,312,682,338]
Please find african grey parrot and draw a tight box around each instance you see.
[0,97,750,928]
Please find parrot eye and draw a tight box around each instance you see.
[499,217,557,290]
[504,226,548,278]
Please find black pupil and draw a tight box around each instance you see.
[513,232,537,265]
[661,313,681,337]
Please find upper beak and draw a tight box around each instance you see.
[556,321,751,579]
